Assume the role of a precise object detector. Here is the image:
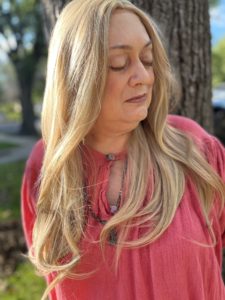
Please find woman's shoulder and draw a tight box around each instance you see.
[21,139,44,248]
[167,114,225,177]
[26,139,44,172]
[167,114,210,140]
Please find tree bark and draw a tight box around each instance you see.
[40,0,213,133]
[14,62,37,135]
[40,0,70,40]
[132,0,213,132]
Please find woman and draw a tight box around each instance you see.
[21,0,225,299]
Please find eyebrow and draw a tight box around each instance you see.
[109,40,152,50]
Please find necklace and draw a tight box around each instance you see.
[85,156,127,245]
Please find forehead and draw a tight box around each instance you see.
[109,10,150,48]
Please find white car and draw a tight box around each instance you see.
[212,85,225,144]
[212,86,225,111]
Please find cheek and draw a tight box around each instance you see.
[150,69,155,85]
[104,75,123,99]
[102,76,125,112]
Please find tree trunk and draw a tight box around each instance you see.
[16,71,37,135]
[40,0,213,133]
[132,0,213,132]
[40,0,70,41]
[10,51,38,135]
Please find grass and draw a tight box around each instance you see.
[0,141,18,151]
[0,160,25,220]
[0,261,46,300]
[0,160,46,299]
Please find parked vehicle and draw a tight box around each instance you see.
[212,85,225,111]
[212,84,225,144]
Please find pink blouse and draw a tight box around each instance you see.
[21,115,225,300]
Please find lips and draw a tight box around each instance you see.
[126,93,147,103]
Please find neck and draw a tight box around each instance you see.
[85,131,130,154]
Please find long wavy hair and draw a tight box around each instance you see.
[28,0,225,299]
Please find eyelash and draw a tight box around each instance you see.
[109,61,153,72]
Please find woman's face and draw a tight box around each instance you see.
[94,10,155,134]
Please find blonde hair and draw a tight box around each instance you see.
[28,0,225,299]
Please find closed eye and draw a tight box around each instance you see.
[109,60,153,72]
[109,65,126,71]
[142,61,153,67]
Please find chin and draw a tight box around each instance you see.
[125,115,148,129]
[134,111,148,122]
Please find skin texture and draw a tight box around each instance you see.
[86,9,155,154]
[86,10,155,206]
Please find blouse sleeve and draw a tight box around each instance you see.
[204,136,225,247]
[21,140,44,248]
[21,159,38,248]
[21,140,57,300]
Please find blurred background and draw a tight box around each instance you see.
[0,0,225,299]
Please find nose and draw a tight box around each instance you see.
[128,60,154,87]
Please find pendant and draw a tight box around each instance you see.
[108,228,117,245]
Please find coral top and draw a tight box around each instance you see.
[21,115,225,300]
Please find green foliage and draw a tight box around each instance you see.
[0,261,46,300]
[0,102,21,121]
[0,0,46,76]
[209,0,220,7]
[212,38,225,86]
[0,0,46,133]
[0,0,45,57]
[0,141,17,150]
[0,160,25,220]
[0,59,19,104]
